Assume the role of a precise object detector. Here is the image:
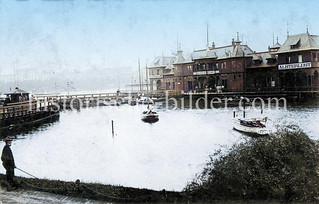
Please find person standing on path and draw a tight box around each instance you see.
[1,137,16,190]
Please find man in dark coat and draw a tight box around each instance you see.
[1,137,16,189]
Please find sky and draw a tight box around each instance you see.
[0,0,318,75]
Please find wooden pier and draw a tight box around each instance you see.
[0,100,59,138]
[33,92,143,109]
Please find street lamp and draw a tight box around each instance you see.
[67,81,73,96]
[67,82,70,95]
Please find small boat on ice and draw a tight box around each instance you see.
[233,117,270,136]
[138,97,154,105]
[141,106,159,123]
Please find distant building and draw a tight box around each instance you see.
[148,55,176,91]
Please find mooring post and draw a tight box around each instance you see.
[112,120,114,138]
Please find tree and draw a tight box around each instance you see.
[185,128,319,202]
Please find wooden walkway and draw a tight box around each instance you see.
[0,100,59,138]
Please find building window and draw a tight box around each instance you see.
[216,63,219,70]
[221,62,226,69]
[222,79,227,88]
[157,69,160,75]
[231,60,235,68]
[166,82,170,89]
[290,40,300,49]
[298,55,303,63]
[233,74,236,80]
[208,63,213,70]
[286,56,291,63]
[267,58,275,65]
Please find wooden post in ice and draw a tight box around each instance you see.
[112,120,114,138]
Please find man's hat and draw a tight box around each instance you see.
[4,137,12,142]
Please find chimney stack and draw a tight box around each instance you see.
[212,42,215,49]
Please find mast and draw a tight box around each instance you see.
[177,33,179,53]
[146,63,149,93]
[117,75,120,90]
[206,22,209,49]
[131,73,133,92]
[138,58,142,92]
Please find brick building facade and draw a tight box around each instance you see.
[147,31,319,94]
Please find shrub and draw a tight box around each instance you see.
[185,128,319,202]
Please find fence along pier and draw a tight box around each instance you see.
[0,100,59,138]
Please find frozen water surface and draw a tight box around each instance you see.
[1,105,318,192]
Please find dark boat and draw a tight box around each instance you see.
[141,106,159,123]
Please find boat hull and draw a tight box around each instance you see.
[141,115,159,123]
[233,119,270,136]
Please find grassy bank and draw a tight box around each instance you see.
[0,174,185,203]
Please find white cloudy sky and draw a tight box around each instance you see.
[0,0,318,75]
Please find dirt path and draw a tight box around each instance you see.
[0,187,104,204]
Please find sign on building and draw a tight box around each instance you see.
[278,62,312,70]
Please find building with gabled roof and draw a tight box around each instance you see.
[145,31,319,95]
[277,32,319,54]
[148,55,177,91]
[171,50,194,92]
[276,32,319,90]
[190,33,254,92]
[245,49,279,92]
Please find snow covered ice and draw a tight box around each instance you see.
[1,105,318,191]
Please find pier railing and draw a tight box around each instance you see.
[0,100,60,137]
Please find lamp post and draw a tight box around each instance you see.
[67,82,70,95]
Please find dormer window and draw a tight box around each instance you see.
[253,60,262,66]
[267,58,275,65]
[290,38,300,49]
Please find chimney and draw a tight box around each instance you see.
[212,42,215,49]
[232,38,235,47]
